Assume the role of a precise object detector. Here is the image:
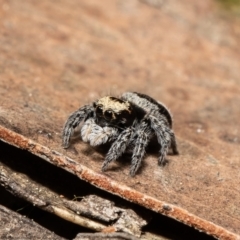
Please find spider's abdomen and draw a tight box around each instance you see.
[122,92,173,128]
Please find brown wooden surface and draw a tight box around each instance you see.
[0,0,240,238]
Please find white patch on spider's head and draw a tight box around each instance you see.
[96,96,131,113]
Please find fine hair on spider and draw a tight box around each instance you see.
[62,92,178,176]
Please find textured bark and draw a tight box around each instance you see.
[74,232,139,240]
[0,204,65,240]
[0,162,147,237]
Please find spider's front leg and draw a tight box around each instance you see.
[81,118,119,146]
[62,105,94,148]
[150,116,175,165]
[101,127,133,172]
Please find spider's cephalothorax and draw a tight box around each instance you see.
[93,96,135,128]
[62,92,178,176]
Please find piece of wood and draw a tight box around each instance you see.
[0,204,65,240]
[0,162,147,237]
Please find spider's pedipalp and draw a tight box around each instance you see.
[102,127,133,172]
[81,118,100,143]
[81,118,119,146]
[89,126,119,147]
[62,105,93,148]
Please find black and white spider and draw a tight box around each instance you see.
[62,92,178,176]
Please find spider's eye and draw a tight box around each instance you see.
[104,110,113,121]
[95,105,103,117]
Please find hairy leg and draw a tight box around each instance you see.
[149,116,172,165]
[130,131,150,176]
[102,127,133,172]
[81,118,119,146]
[170,134,179,155]
[62,105,93,148]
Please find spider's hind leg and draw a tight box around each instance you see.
[149,116,174,165]
[170,133,179,155]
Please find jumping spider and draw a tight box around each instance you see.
[62,92,178,176]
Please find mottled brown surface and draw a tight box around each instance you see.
[0,0,240,238]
